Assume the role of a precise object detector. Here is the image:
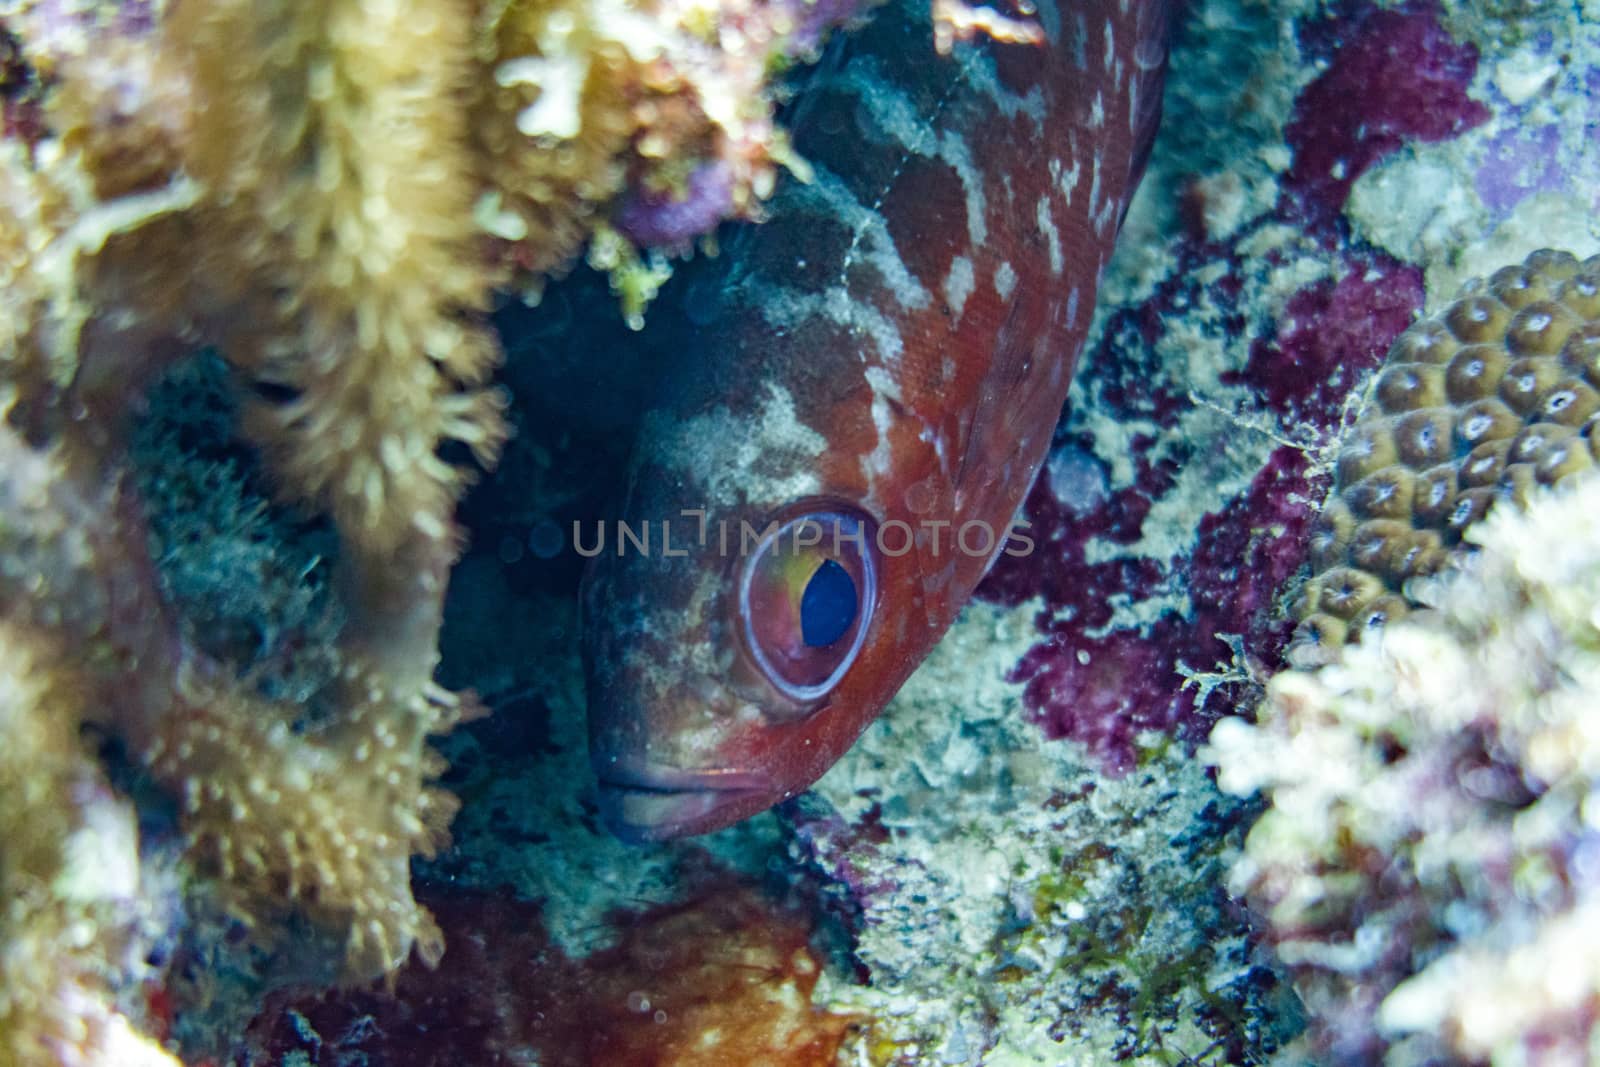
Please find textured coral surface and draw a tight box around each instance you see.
[1212,473,1600,1064]
[1295,248,1600,654]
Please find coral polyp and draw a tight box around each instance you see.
[1295,248,1600,654]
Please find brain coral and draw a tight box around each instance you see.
[1294,248,1600,655]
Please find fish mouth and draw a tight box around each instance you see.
[594,761,776,843]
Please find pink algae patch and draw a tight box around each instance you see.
[1224,265,1425,416]
[991,446,1326,773]
[986,248,1417,771]
[973,0,1479,772]
[1286,2,1489,210]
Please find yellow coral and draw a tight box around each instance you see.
[0,411,460,976]
[170,0,505,561]
[0,0,493,982]
[2,0,467,960]
[150,678,468,973]
[476,0,637,284]
[0,629,96,1065]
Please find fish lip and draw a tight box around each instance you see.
[596,759,773,794]
[593,760,775,842]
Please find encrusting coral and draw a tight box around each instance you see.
[1292,247,1600,654]
[0,0,868,1057]
[1210,468,1600,1063]
[1211,247,1600,1060]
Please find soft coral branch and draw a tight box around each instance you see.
[0,419,459,976]
[169,0,507,698]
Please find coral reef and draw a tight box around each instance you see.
[1294,248,1600,653]
[1348,0,1600,298]
[1210,471,1600,1064]
[239,1,1593,1062]
[785,604,1298,1063]
[0,0,865,1057]
[978,0,1600,768]
[0,394,462,980]
[0,631,182,1067]
[7,0,1598,1062]
[1284,3,1489,213]
[476,0,828,313]
[974,0,1476,770]
[760,2,1600,1060]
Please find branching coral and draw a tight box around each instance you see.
[171,0,506,572]
[1210,469,1600,1063]
[0,6,483,990]
[0,406,465,973]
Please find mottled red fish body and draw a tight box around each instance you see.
[582,0,1171,840]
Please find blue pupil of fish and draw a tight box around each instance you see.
[800,559,856,647]
[739,509,877,702]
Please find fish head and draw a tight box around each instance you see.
[580,0,1171,841]
[582,424,947,841]
[579,186,1077,844]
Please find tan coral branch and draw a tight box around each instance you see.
[171,0,506,559]
[0,420,456,976]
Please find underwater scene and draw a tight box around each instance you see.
[3,0,1600,1064]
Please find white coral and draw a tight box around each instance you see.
[1207,471,1600,1064]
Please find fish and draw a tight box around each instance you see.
[581,0,1172,840]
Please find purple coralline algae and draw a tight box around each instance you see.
[978,0,1486,776]
[1476,121,1568,213]
[1285,3,1489,212]
[615,162,738,249]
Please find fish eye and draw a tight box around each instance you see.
[739,506,878,703]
